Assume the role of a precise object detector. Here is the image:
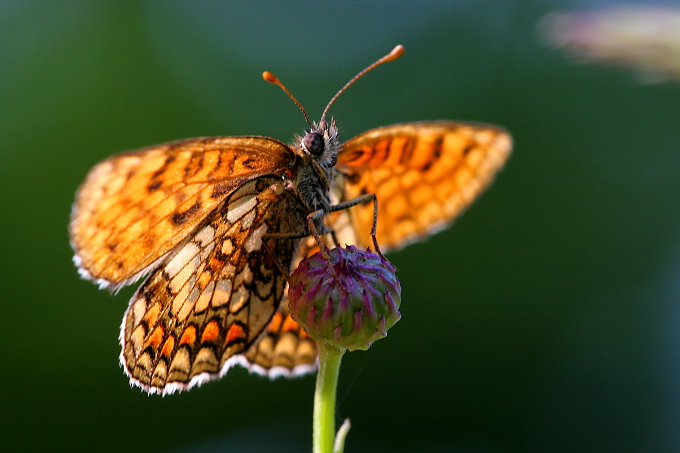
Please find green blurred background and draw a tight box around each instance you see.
[2,1,680,452]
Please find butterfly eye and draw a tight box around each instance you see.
[302,132,325,156]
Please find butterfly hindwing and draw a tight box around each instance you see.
[243,301,318,377]
[119,176,306,394]
[243,236,322,376]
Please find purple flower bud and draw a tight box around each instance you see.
[288,245,402,351]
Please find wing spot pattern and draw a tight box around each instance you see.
[212,279,233,307]
[200,320,221,343]
[225,323,247,345]
[170,200,202,225]
[179,325,197,346]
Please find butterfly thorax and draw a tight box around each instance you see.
[290,118,340,214]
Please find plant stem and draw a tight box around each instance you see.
[313,343,345,453]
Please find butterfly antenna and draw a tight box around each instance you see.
[320,44,405,123]
[263,71,313,128]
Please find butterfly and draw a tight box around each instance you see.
[69,45,512,395]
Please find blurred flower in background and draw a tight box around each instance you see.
[540,6,680,83]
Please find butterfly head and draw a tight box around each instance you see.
[299,118,339,167]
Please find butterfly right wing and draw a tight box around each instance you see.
[70,136,294,289]
[335,121,512,252]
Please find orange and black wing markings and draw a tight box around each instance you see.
[70,137,294,289]
[335,121,512,251]
[119,176,308,394]
[244,236,322,375]
[244,304,317,376]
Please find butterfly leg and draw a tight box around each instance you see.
[329,193,384,257]
[306,210,333,260]
[261,227,335,280]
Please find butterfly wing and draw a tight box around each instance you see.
[243,300,318,376]
[70,136,294,289]
[120,176,307,394]
[334,121,512,251]
[244,236,320,376]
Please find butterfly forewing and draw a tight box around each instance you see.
[335,121,512,251]
[70,137,294,288]
[120,176,306,394]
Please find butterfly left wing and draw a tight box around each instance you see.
[70,136,294,289]
[334,121,512,251]
[120,176,306,394]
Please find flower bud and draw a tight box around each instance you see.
[288,245,401,351]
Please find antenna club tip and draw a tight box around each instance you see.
[262,71,279,84]
[388,45,405,60]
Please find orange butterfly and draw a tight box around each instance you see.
[69,45,511,394]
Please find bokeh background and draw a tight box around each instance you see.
[2,1,680,452]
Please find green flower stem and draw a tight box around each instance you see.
[313,343,347,453]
